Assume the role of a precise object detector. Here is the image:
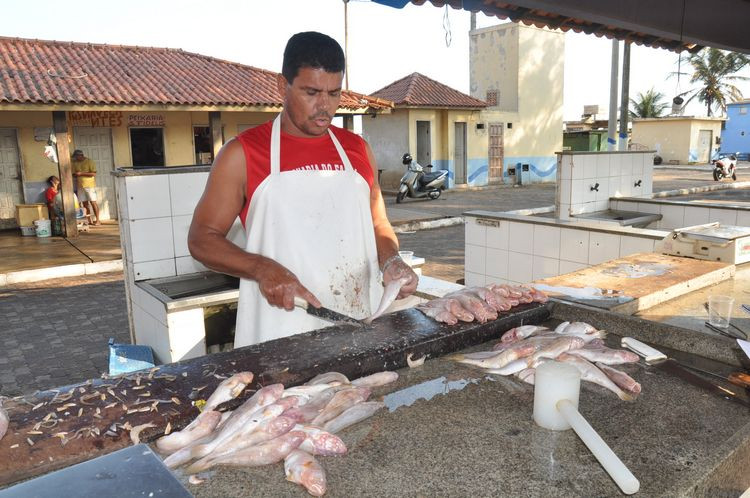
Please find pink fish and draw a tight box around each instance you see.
[364,275,412,324]
[296,425,348,456]
[311,387,370,427]
[322,401,385,434]
[351,371,398,388]
[597,363,642,396]
[156,410,222,454]
[285,449,327,497]
[557,353,634,401]
[203,371,254,411]
[189,431,306,473]
[499,325,550,344]
[567,346,639,365]
[0,400,8,442]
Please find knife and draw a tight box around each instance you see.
[294,297,364,328]
[677,362,750,389]
[621,337,750,408]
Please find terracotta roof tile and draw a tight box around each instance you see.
[371,72,486,109]
[0,37,392,111]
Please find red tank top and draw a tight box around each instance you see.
[236,120,374,224]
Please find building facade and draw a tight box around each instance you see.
[722,101,750,156]
[631,116,723,164]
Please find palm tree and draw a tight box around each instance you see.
[674,48,749,116]
[630,88,669,118]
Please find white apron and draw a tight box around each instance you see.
[234,116,382,347]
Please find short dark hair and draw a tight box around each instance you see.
[282,32,345,83]
[47,175,57,185]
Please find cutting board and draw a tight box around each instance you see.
[533,253,735,315]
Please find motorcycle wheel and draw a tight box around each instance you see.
[428,190,441,200]
[733,172,737,181]
[713,169,721,181]
[396,191,406,204]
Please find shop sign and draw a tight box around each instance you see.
[128,113,165,127]
[69,111,123,127]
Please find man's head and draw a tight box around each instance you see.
[279,32,345,137]
[72,149,84,161]
[47,175,60,187]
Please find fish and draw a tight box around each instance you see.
[499,325,550,343]
[351,371,398,388]
[283,384,334,402]
[322,401,386,434]
[0,399,8,442]
[203,371,254,411]
[445,292,497,323]
[364,275,412,324]
[417,304,458,324]
[567,346,640,365]
[466,286,508,312]
[285,449,327,497]
[557,353,634,401]
[310,387,370,427]
[284,387,339,424]
[418,298,473,322]
[186,415,297,473]
[305,372,349,386]
[189,430,306,473]
[484,359,529,376]
[597,363,642,395]
[529,336,586,364]
[451,341,538,369]
[156,410,222,454]
[516,368,536,385]
[555,321,598,335]
[296,425,348,456]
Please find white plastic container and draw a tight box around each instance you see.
[34,219,51,238]
[20,226,36,237]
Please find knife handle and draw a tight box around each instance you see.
[728,372,750,389]
[621,337,668,363]
[293,297,309,310]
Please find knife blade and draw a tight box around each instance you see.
[294,297,364,328]
[677,362,750,389]
[621,337,750,408]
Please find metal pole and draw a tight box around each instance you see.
[470,12,476,30]
[607,39,619,152]
[618,41,631,151]
[344,0,349,90]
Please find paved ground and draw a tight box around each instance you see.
[0,167,732,396]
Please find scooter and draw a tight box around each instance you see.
[396,153,449,203]
[713,153,737,181]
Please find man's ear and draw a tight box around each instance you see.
[277,74,289,98]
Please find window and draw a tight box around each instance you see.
[486,90,498,106]
[130,128,165,167]
[194,126,212,164]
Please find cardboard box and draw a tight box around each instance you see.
[16,204,48,227]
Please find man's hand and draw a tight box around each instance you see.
[383,257,418,299]
[255,257,321,311]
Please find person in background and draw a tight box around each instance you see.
[188,31,418,347]
[71,149,101,225]
[45,175,87,233]
[44,175,61,221]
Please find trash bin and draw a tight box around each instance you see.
[108,338,155,375]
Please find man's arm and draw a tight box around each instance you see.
[365,142,418,299]
[188,139,319,310]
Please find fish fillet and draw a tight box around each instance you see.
[203,371,254,411]
[364,275,411,324]
[285,449,327,497]
[188,431,306,473]
[322,401,385,434]
[156,410,222,454]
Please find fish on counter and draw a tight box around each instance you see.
[556,353,634,401]
[364,275,412,324]
[156,410,222,454]
[351,371,399,388]
[597,363,642,395]
[296,425,348,456]
[499,325,551,344]
[567,345,640,365]
[0,399,8,442]
[188,430,307,473]
[203,371,254,411]
[322,401,385,434]
[310,387,371,427]
[305,372,349,386]
[285,449,327,496]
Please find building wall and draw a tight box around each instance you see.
[632,118,722,164]
[0,111,56,183]
[470,23,564,184]
[361,109,409,187]
[723,103,750,154]
[688,120,722,163]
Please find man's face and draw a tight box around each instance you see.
[281,67,343,137]
[73,153,84,162]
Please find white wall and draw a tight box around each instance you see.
[362,109,409,175]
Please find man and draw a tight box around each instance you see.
[189,31,418,347]
[71,149,100,225]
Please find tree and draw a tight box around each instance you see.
[630,88,669,118]
[674,47,749,116]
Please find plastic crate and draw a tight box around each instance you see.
[108,338,155,375]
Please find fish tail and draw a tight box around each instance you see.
[597,329,608,339]
[617,390,634,402]
[446,354,464,361]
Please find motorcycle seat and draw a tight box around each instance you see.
[420,171,446,184]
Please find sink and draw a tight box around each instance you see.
[573,209,662,228]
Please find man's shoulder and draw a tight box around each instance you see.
[237,120,273,143]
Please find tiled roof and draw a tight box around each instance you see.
[371,72,486,109]
[0,37,392,111]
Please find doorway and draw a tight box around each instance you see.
[74,127,116,220]
[488,122,504,183]
[416,120,431,166]
[697,129,712,163]
[0,129,22,229]
[130,128,165,167]
[454,122,467,184]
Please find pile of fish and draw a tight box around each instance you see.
[417,284,548,325]
[450,321,642,400]
[157,370,397,496]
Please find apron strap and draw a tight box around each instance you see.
[270,114,354,175]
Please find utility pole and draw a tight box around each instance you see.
[618,41,631,151]
[344,0,349,90]
[607,40,620,152]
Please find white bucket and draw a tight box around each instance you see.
[34,219,51,238]
[20,226,35,237]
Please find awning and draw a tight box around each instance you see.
[372,0,750,54]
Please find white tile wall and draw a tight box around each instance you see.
[125,175,172,220]
[737,210,750,227]
[608,154,621,177]
[572,156,584,180]
[559,260,588,274]
[532,255,560,281]
[597,154,610,178]
[583,155,597,179]
[167,308,207,362]
[172,214,192,258]
[465,244,486,274]
[560,228,589,263]
[684,206,711,226]
[709,208,738,226]
[129,217,175,263]
[632,154,644,176]
[533,225,560,259]
[560,156,572,181]
[133,259,176,280]
[508,252,533,284]
[508,222,534,253]
[588,232,621,265]
[486,248,509,280]
[486,221,509,250]
[465,271,486,287]
[176,256,208,276]
[485,276,509,286]
[618,200,639,212]
[132,303,172,364]
[465,219,487,246]
[169,172,209,216]
[660,204,686,229]
[595,177,610,202]
[132,284,168,326]
[637,202,661,215]
[559,178,572,205]
[620,154,633,176]
[620,236,656,257]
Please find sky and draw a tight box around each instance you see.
[3,0,750,121]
